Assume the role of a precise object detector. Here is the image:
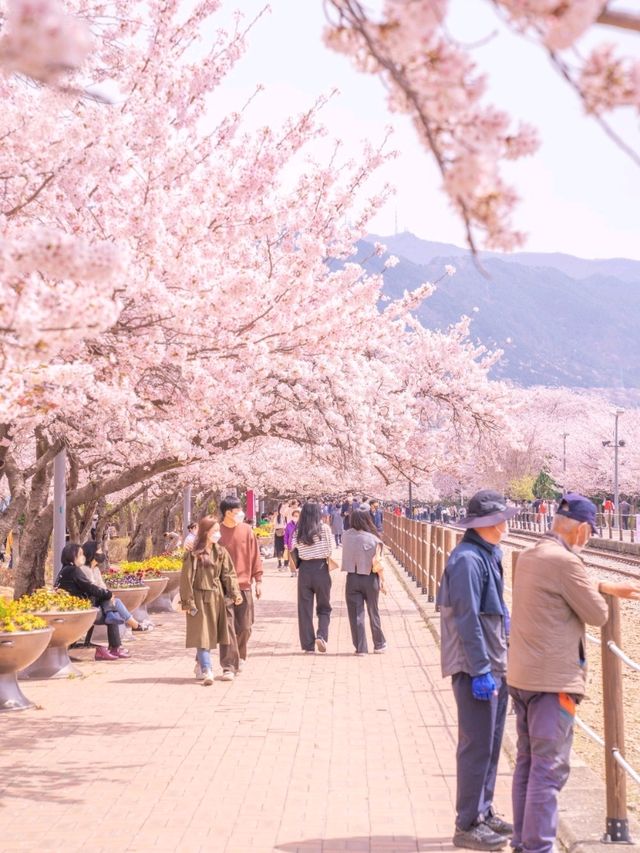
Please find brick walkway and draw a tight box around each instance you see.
[0,559,512,853]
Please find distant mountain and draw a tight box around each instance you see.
[369,232,640,284]
[358,233,640,390]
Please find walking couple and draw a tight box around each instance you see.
[293,502,387,655]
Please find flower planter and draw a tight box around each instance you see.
[19,609,98,679]
[0,628,54,711]
[91,587,148,646]
[110,586,149,613]
[131,576,168,622]
[148,570,181,613]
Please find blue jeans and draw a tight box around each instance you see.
[510,689,575,853]
[113,598,132,621]
[196,648,212,670]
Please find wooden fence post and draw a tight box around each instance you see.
[427,525,436,601]
[601,595,630,843]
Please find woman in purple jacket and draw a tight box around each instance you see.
[284,508,300,577]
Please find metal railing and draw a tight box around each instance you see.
[511,511,638,543]
[383,512,640,844]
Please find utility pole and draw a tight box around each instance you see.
[53,449,67,582]
[182,485,192,538]
[562,433,569,494]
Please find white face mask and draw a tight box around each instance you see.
[211,531,221,543]
[235,511,245,523]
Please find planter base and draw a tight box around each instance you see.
[131,603,150,622]
[0,672,37,711]
[19,645,81,680]
[148,591,178,613]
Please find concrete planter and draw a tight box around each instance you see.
[19,609,98,679]
[148,570,181,613]
[91,588,148,646]
[110,586,149,613]
[131,577,168,622]
[0,628,54,711]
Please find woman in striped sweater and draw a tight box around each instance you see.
[292,502,334,653]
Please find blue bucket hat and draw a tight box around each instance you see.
[555,493,597,533]
[458,489,519,528]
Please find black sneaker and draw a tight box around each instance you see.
[453,824,507,851]
[485,815,514,836]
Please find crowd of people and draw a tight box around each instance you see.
[180,495,387,670]
[29,484,640,853]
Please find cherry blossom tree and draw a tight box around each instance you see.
[324,1,640,253]
[0,0,517,595]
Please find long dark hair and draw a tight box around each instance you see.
[82,540,105,566]
[350,509,380,537]
[296,502,324,546]
[61,542,82,567]
[193,516,218,556]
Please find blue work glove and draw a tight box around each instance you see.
[471,673,497,701]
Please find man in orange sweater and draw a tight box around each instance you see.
[217,495,263,681]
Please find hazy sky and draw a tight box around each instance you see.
[210,2,640,260]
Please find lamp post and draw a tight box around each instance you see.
[604,410,625,529]
[562,433,569,494]
[614,409,625,528]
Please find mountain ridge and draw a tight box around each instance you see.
[359,232,640,391]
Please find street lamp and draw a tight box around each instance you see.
[602,409,625,527]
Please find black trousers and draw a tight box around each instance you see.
[297,559,332,650]
[345,572,385,653]
[451,672,508,831]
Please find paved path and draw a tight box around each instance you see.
[0,559,512,853]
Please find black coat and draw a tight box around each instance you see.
[56,563,113,607]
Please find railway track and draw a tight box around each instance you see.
[504,528,640,581]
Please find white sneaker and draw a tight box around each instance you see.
[315,637,327,653]
[194,663,203,679]
[202,669,214,686]
[221,670,235,682]
[374,644,387,654]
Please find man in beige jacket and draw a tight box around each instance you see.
[507,493,640,853]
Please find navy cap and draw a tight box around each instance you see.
[555,493,597,533]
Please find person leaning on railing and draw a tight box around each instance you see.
[507,493,640,853]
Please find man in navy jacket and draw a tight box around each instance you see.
[437,490,518,851]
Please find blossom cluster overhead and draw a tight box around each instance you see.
[325,0,640,252]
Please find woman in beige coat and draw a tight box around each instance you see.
[180,516,242,685]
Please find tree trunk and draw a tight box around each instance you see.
[127,494,175,561]
[13,518,51,597]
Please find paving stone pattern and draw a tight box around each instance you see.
[0,560,512,853]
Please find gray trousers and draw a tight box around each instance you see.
[451,672,508,831]
[297,559,332,650]
[345,572,386,653]
[219,590,254,672]
[510,688,575,853]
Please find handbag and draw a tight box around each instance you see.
[288,547,301,571]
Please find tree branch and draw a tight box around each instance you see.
[597,9,640,33]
